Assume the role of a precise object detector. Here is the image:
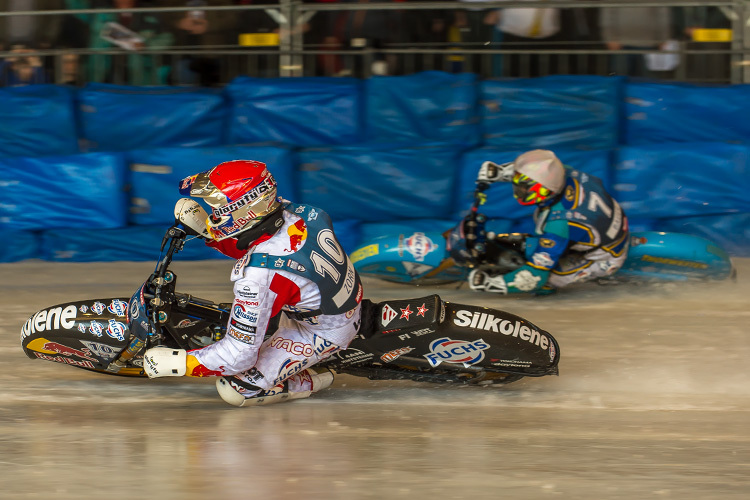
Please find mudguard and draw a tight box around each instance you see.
[328,295,559,377]
[20,298,142,376]
[621,231,735,281]
[350,230,466,285]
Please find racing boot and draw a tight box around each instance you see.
[216,368,335,407]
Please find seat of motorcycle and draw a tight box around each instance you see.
[358,294,443,339]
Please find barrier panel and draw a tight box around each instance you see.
[128,144,295,225]
[480,75,621,151]
[624,81,750,145]
[0,85,79,158]
[613,143,750,219]
[226,77,364,147]
[658,213,750,257]
[77,84,227,152]
[297,143,463,222]
[364,72,480,147]
[0,153,128,231]
[1,231,40,262]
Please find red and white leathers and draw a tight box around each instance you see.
[184,209,362,398]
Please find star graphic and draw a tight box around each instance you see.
[400,304,413,320]
[417,303,428,317]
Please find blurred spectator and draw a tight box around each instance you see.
[673,6,731,82]
[0,44,47,86]
[482,2,561,77]
[600,3,672,78]
[87,0,175,85]
[0,1,64,51]
[163,0,237,86]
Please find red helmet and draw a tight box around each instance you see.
[179,160,281,241]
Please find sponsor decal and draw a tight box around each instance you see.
[453,310,550,350]
[271,337,315,357]
[106,319,127,342]
[229,319,256,333]
[79,305,88,313]
[286,219,308,252]
[273,358,309,384]
[509,270,542,291]
[312,335,339,358]
[89,321,104,337]
[228,327,256,345]
[397,327,434,341]
[403,262,433,277]
[176,318,201,328]
[565,185,575,202]
[236,299,259,307]
[381,347,414,363]
[232,304,259,323]
[423,337,490,368]
[34,352,95,369]
[640,254,708,269]
[381,304,398,327]
[349,244,379,264]
[539,238,556,248]
[274,258,285,268]
[345,307,357,319]
[77,324,86,333]
[631,236,648,247]
[491,359,533,368]
[91,302,106,315]
[400,304,413,320]
[212,176,276,218]
[307,209,318,221]
[549,341,556,362]
[295,205,305,214]
[232,253,251,279]
[334,348,373,365]
[129,300,139,320]
[80,340,121,361]
[107,300,128,317]
[355,283,363,304]
[417,303,428,317]
[287,259,305,272]
[532,252,555,268]
[237,285,260,299]
[404,232,436,262]
[26,338,97,361]
[21,305,78,340]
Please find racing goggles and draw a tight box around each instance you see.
[512,172,553,206]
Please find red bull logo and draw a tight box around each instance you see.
[286,219,308,252]
[26,338,97,361]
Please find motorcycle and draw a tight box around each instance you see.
[20,226,560,394]
[350,184,737,287]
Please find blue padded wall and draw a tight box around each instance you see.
[297,143,463,222]
[613,143,750,219]
[0,85,79,158]
[365,71,480,146]
[128,145,295,225]
[480,75,620,151]
[78,84,227,152]
[0,231,40,262]
[0,153,128,231]
[226,77,364,146]
[624,81,750,145]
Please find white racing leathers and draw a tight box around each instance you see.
[186,203,363,399]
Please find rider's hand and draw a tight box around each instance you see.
[477,161,514,184]
[468,268,508,294]
[144,347,187,378]
[174,198,211,239]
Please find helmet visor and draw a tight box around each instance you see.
[512,172,552,206]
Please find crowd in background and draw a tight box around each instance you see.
[0,0,734,87]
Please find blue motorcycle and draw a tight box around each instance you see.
[351,187,736,287]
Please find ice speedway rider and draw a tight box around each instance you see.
[458,149,629,295]
[143,160,363,406]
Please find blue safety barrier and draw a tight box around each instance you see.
[128,145,295,225]
[480,75,621,151]
[0,85,79,158]
[0,152,128,231]
[0,231,40,262]
[613,143,750,219]
[77,83,227,152]
[226,77,364,146]
[297,143,463,222]
[364,71,480,146]
[624,81,750,145]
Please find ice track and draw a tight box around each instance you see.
[1,259,749,499]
